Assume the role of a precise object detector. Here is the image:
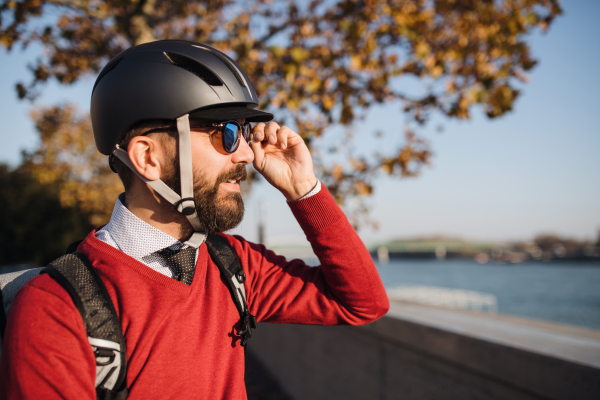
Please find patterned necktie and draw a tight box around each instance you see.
[157,247,197,285]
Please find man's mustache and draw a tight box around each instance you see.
[217,165,247,184]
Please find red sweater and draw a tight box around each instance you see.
[0,187,388,399]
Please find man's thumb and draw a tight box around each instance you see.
[250,139,265,171]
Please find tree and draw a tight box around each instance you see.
[0,164,95,265]
[21,104,123,226]
[1,0,562,228]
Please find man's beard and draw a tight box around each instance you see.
[163,163,246,234]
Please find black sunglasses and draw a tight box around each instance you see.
[143,120,252,154]
[195,120,252,154]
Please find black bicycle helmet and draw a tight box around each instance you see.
[90,40,273,243]
[91,40,272,155]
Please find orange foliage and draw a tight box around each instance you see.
[1,0,562,226]
[21,105,123,226]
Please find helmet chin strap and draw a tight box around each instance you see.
[112,114,206,248]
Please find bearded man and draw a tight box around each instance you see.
[0,40,389,399]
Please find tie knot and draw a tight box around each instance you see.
[157,246,196,285]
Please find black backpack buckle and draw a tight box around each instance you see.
[237,311,257,347]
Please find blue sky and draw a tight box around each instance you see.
[0,1,598,246]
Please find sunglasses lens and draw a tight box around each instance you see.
[222,122,239,153]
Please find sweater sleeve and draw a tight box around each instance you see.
[235,186,389,326]
[0,274,97,400]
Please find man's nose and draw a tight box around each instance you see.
[232,135,254,164]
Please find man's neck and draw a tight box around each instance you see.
[123,185,194,242]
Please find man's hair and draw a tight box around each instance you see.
[111,119,175,191]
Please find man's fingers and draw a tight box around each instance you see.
[251,121,294,150]
[265,121,280,145]
[277,126,290,149]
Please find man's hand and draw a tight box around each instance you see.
[250,122,318,201]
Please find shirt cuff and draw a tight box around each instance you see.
[287,180,321,203]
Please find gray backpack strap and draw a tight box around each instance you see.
[0,268,44,357]
[0,290,4,344]
[42,252,128,400]
[204,234,257,347]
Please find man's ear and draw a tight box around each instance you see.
[127,136,164,181]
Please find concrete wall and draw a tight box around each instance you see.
[247,302,600,400]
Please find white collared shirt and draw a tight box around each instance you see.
[96,194,201,278]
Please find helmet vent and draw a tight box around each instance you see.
[164,52,223,86]
[193,45,247,88]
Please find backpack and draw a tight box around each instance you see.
[0,234,257,400]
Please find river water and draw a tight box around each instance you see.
[3,259,599,330]
[375,259,600,330]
